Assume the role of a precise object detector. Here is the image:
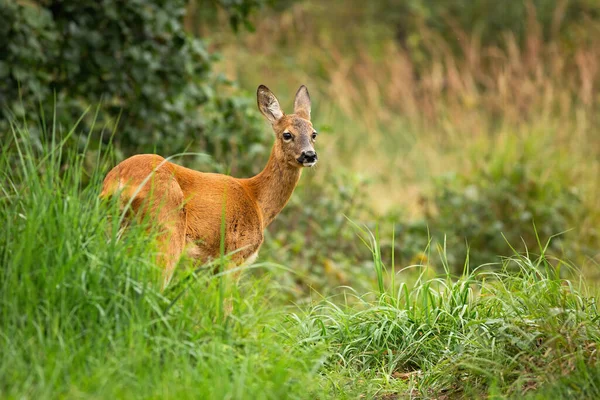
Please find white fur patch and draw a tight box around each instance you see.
[243,251,259,267]
[267,101,283,120]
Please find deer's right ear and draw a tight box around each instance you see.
[257,85,284,123]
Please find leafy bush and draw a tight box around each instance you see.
[262,170,382,296]
[0,0,273,173]
[189,0,295,32]
[391,151,583,273]
[429,165,579,268]
[198,86,271,176]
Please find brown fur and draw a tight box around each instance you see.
[100,85,318,286]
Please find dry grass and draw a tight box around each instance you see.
[204,1,599,263]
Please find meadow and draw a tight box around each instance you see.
[1,120,599,398]
[1,0,600,398]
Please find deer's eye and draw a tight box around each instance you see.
[312,132,318,140]
[282,132,293,141]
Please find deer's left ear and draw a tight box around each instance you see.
[294,85,311,120]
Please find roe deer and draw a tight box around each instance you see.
[101,85,318,286]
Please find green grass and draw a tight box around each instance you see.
[293,243,600,398]
[1,120,599,398]
[0,120,324,398]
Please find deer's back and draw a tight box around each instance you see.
[101,154,264,264]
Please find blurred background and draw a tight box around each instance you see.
[2,0,599,297]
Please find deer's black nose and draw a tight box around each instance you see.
[302,151,317,162]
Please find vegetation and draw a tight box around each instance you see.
[0,122,321,398]
[294,244,600,398]
[1,0,599,398]
[1,124,598,398]
[0,0,271,174]
[213,0,600,277]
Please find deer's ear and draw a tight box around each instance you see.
[257,85,284,123]
[294,85,311,120]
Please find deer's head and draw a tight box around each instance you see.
[257,85,318,168]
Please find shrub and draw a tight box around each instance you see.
[262,170,382,296]
[391,146,583,273]
[0,0,274,173]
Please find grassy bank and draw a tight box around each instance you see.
[0,122,324,398]
[1,120,599,398]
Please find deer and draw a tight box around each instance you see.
[100,85,318,287]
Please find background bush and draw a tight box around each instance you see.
[422,157,580,271]
[386,138,584,273]
[0,0,278,175]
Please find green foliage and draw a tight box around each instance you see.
[526,361,600,399]
[0,0,272,173]
[199,86,270,176]
[188,0,295,33]
[0,120,323,399]
[423,156,581,271]
[1,120,598,398]
[213,0,293,30]
[389,143,583,273]
[293,233,600,397]
[1,0,202,150]
[263,171,380,296]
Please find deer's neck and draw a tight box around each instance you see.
[245,149,301,228]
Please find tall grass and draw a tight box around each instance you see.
[216,1,599,132]
[1,116,599,398]
[291,232,600,398]
[0,119,324,399]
